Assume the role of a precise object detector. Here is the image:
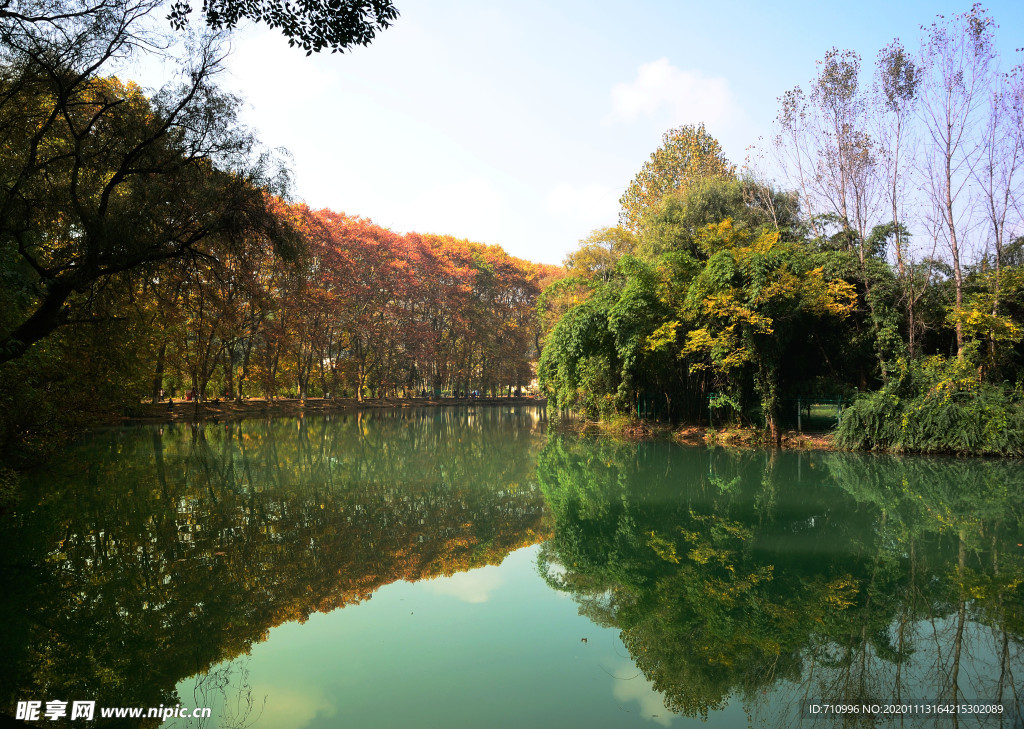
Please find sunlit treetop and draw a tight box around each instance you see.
[619,123,734,235]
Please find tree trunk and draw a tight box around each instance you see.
[223,344,235,400]
[0,280,73,365]
[151,341,167,404]
[755,366,782,447]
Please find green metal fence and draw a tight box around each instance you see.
[701,395,849,433]
[777,398,846,433]
[633,393,849,432]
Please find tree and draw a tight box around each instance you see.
[773,48,900,382]
[919,5,997,358]
[677,220,856,443]
[0,24,293,365]
[774,48,882,245]
[874,40,926,355]
[563,227,637,282]
[974,62,1024,367]
[607,255,675,417]
[2,0,399,54]
[168,0,398,54]
[618,123,734,234]
[639,176,799,260]
[538,290,619,418]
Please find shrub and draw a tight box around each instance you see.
[834,355,1024,456]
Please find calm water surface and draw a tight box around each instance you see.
[2,406,1022,727]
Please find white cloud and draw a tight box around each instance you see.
[546,182,620,227]
[246,685,336,728]
[610,58,738,128]
[424,566,503,604]
[608,660,674,726]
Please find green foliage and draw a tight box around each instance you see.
[679,220,856,437]
[618,123,735,234]
[949,266,1024,351]
[562,226,637,282]
[835,354,1024,455]
[0,269,155,463]
[607,256,671,402]
[174,0,400,54]
[639,176,800,259]
[541,116,1024,447]
[538,294,619,418]
[541,157,858,429]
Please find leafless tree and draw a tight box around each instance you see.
[872,40,940,358]
[775,49,883,248]
[917,5,997,357]
[976,64,1024,304]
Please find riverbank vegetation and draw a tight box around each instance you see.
[538,6,1024,455]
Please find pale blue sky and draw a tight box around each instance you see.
[216,0,1024,264]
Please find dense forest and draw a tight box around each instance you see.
[538,6,1024,455]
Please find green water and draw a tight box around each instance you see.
[2,406,1023,727]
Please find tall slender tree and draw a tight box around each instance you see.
[918,5,996,357]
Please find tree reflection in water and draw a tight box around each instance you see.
[4,414,1022,727]
[188,660,263,729]
[0,407,549,727]
[536,436,1024,727]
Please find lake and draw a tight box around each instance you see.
[2,406,1022,727]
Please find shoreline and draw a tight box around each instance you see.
[677,425,836,451]
[126,396,549,424]
[558,419,838,451]
[130,398,838,451]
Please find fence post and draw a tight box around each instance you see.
[797,398,802,433]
